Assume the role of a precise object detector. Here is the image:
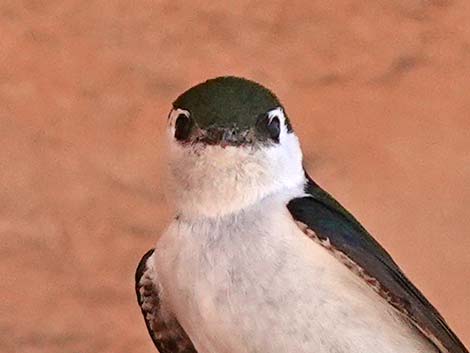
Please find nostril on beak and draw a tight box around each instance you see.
[203,127,240,146]
[222,129,237,143]
[220,130,234,148]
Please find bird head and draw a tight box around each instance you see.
[165,76,305,218]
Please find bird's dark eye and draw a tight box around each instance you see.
[267,116,281,143]
[174,114,192,141]
[256,114,281,143]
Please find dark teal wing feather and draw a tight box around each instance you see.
[287,175,468,353]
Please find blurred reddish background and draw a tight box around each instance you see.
[0,1,469,352]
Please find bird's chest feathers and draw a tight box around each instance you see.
[155,199,347,333]
[158,202,294,310]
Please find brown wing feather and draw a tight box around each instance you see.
[135,249,198,353]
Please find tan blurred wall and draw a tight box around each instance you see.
[0,1,469,352]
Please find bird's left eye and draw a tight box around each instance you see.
[174,114,192,141]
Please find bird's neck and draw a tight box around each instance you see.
[166,143,306,220]
[174,178,306,220]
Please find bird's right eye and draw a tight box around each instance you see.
[174,114,192,141]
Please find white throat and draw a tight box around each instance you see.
[164,107,306,219]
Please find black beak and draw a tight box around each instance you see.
[194,127,254,147]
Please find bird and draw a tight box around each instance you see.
[135,76,468,353]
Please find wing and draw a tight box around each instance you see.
[287,174,468,353]
[135,249,198,353]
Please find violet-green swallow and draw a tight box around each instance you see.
[135,76,468,353]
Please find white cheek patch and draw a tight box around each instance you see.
[267,107,285,122]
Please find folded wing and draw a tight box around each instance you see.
[135,249,198,353]
[287,175,468,353]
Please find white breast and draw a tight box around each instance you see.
[154,191,437,353]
